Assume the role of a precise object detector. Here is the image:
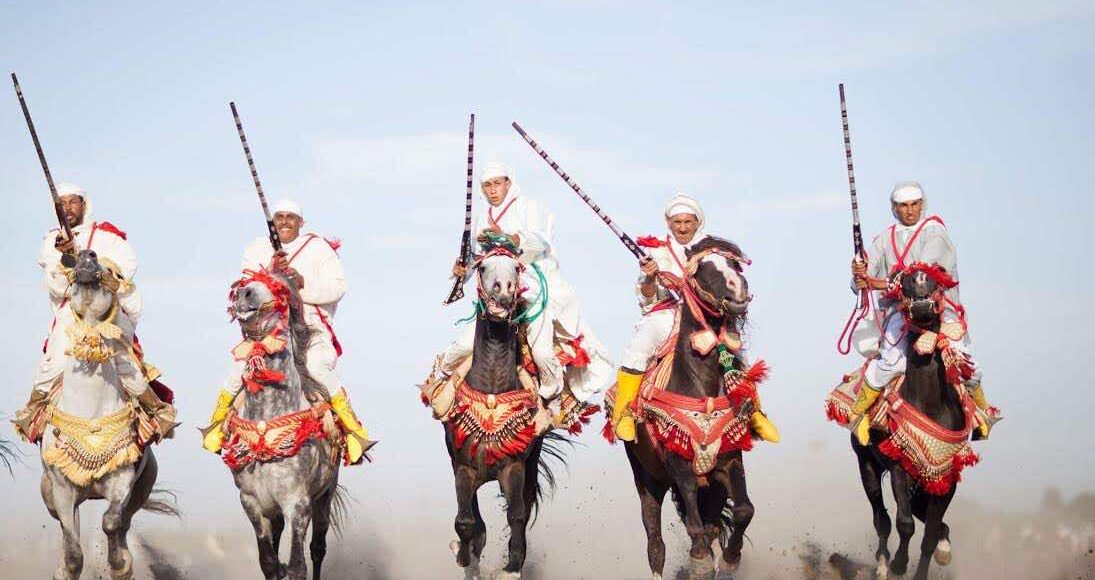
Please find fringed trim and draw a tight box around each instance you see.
[878,428,980,496]
[43,405,141,486]
[222,404,331,470]
[448,382,537,465]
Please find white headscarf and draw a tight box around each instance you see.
[663,193,707,250]
[55,182,94,225]
[889,181,928,228]
[479,161,521,206]
[273,198,303,219]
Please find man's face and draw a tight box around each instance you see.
[667,213,700,245]
[59,194,86,227]
[273,211,303,244]
[893,199,924,227]
[481,177,511,207]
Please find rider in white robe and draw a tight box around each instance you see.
[201,199,374,463]
[849,182,998,441]
[441,162,612,408]
[609,194,779,443]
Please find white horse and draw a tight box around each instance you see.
[37,249,176,580]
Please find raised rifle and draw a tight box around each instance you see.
[12,73,76,267]
[229,102,281,252]
[444,113,475,305]
[837,83,873,355]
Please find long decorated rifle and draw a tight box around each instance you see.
[837,83,873,355]
[443,113,475,305]
[511,122,646,261]
[229,101,281,252]
[12,73,76,266]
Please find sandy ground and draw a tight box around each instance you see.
[0,441,1091,580]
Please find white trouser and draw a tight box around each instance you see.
[620,308,676,372]
[224,323,341,397]
[33,308,148,397]
[864,310,982,389]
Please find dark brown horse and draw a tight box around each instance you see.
[851,265,971,580]
[622,237,757,580]
[445,249,564,580]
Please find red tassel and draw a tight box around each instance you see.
[636,235,665,248]
[601,420,617,444]
[825,401,849,425]
[149,380,175,404]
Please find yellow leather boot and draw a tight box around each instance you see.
[199,389,234,453]
[331,389,377,464]
[612,370,644,442]
[749,395,781,443]
[851,381,882,446]
[967,383,1000,440]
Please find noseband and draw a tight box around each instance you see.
[681,247,751,317]
[472,247,525,322]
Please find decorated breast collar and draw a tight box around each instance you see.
[228,269,293,393]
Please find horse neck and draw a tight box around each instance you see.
[666,306,725,398]
[239,337,308,421]
[465,316,520,395]
[903,325,965,431]
[57,282,127,418]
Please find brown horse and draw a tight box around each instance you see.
[618,237,759,580]
[850,264,975,580]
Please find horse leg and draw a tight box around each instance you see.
[627,447,669,580]
[498,461,530,578]
[718,455,753,575]
[284,497,313,580]
[911,491,952,566]
[310,486,334,580]
[854,440,891,575]
[42,473,84,580]
[912,490,955,580]
[272,515,286,564]
[241,492,284,579]
[666,456,715,580]
[452,465,483,570]
[889,468,916,576]
[102,471,140,579]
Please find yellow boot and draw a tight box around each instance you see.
[331,389,377,464]
[199,389,234,454]
[967,383,1000,440]
[612,370,644,442]
[851,381,882,446]
[749,396,781,443]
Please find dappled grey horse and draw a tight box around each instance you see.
[39,249,176,580]
[225,269,346,580]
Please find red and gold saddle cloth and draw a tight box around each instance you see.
[606,310,769,476]
[221,403,337,470]
[449,380,538,465]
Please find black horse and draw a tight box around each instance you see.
[445,249,562,580]
[624,237,756,580]
[851,266,969,580]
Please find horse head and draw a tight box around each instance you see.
[68,249,125,323]
[475,247,522,321]
[684,237,751,324]
[896,262,957,327]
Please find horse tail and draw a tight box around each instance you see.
[328,483,351,536]
[526,431,572,525]
[668,484,737,551]
[141,487,182,518]
[0,438,17,476]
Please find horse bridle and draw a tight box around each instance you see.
[681,247,751,317]
[472,247,525,322]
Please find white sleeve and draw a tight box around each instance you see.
[515,200,554,261]
[38,232,70,302]
[105,233,139,281]
[299,243,347,306]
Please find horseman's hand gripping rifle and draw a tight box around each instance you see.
[12,73,77,267]
[229,102,281,253]
[444,113,476,305]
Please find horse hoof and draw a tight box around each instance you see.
[718,553,740,574]
[875,555,889,580]
[652,573,663,580]
[889,559,907,576]
[494,571,521,580]
[934,539,952,566]
[450,539,461,557]
[689,556,716,579]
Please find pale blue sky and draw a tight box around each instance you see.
[1,0,1093,569]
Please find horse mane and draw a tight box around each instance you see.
[275,272,324,402]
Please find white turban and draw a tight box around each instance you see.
[56,182,86,198]
[664,193,705,226]
[273,199,303,219]
[480,161,513,184]
[890,181,925,204]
